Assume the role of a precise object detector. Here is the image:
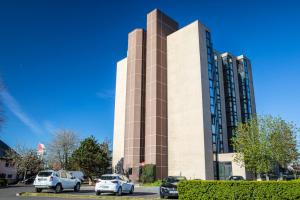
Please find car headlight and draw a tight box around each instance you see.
[161,187,169,192]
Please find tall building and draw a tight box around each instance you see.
[113,9,256,181]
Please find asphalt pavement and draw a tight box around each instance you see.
[0,184,160,200]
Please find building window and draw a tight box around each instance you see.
[206,31,226,180]
[206,31,224,154]
[222,55,238,152]
[0,173,6,178]
[7,174,12,179]
[218,162,232,180]
[238,59,252,122]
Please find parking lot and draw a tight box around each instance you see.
[0,185,160,200]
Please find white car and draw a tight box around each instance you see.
[69,171,85,182]
[33,170,81,193]
[95,174,134,196]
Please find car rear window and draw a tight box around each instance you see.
[167,176,186,183]
[38,172,52,177]
[101,176,117,180]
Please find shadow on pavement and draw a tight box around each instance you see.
[35,190,157,196]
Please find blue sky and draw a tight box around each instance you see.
[0,0,300,149]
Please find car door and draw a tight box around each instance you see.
[118,176,126,191]
[121,176,130,192]
[60,171,70,189]
[67,172,76,188]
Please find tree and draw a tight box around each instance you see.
[140,164,156,183]
[269,117,298,169]
[232,115,299,180]
[114,158,124,174]
[48,130,78,170]
[70,136,110,184]
[5,145,44,180]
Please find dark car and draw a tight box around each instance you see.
[21,176,36,184]
[227,176,244,181]
[160,176,186,199]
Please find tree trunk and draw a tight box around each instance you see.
[257,173,262,181]
[88,177,93,186]
[65,152,68,169]
[266,173,269,181]
[23,170,27,181]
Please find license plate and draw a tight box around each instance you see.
[101,186,109,188]
[169,191,178,194]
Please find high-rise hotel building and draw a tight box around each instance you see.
[112,9,256,181]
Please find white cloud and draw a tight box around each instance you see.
[43,120,58,135]
[0,89,43,135]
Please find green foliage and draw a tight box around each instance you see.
[70,136,110,179]
[140,164,156,183]
[141,179,162,186]
[178,180,300,200]
[0,178,8,187]
[232,115,299,177]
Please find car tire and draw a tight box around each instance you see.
[129,186,134,194]
[160,193,168,199]
[116,187,122,196]
[54,183,62,193]
[74,183,80,192]
[35,188,42,193]
[96,191,101,196]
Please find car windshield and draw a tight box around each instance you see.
[167,176,186,183]
[38,171,52,177]
[101,176,117,180]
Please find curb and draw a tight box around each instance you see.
[16,192,24,196]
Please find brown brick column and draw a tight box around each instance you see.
[145,9,178,179]
[124,29,146,181]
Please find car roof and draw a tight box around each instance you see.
[167,176,186,178]
[39,170,56,173]
[101,174,121,176]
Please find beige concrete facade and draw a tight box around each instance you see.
[167,21,214,180]
[145,9,178,179]
[112,58,127,171]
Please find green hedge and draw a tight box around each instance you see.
[178,180,300,200]
[0,178,8,187]
[140,164,156,183]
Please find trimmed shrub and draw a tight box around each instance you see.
[0,178,8,187]
[142,179,162,186]
[178,180,300,200]
[140,164,156,183]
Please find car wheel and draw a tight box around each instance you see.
[116,187,122,196]
[74,183,80,192]
[160,193,168,199]
[54,183,62,193]
[129,186,134,194]
[35,188,42,193]
[96,191,101,196]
